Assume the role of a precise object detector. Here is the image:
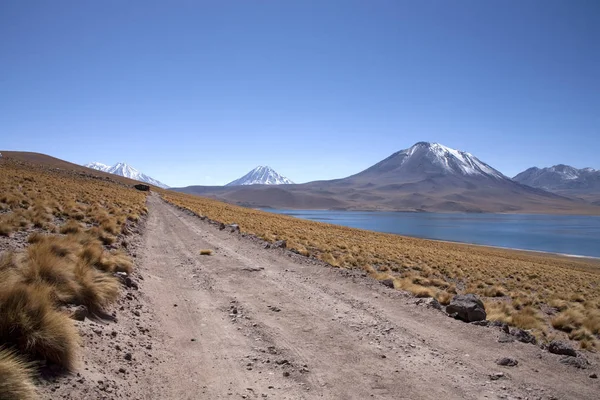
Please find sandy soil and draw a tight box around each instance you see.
[39,193,599,399]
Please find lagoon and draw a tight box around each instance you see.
[262,210,600,258]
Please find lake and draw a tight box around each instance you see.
[262,210,600,258]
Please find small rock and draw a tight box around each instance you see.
[69,305,89,321]
[490,372,505,381]
[283,371,290,377]
[560,356,589,369]
[228,224,240,233]
[510,328,537,345]
[119,367,126,374]
[380,279,394,289]
[218,223,225,230]
[589,373,598,379]
[125,277,138,289]
[548,340,577,357]
[272,240,287,249]
[496,357,518,367]
[124,353,132,361]
[416,297,442,310]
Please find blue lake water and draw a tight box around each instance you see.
[262,210,600,258]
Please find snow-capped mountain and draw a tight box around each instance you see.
[226,166,294,186]
[346,142,508,183]
[514,165,600,192]
[85,162,169,189]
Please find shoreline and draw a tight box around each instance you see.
[264,210,600,261]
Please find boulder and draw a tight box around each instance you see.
[548,340,577,357]
[446,294,486,322]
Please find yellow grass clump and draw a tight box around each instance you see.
[0,348,37,400]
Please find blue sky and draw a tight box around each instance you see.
[1,1,598,187]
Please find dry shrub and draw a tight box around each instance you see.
[20,240,82,304]
[511,306,544,330]
[100,250,133,274]
[485,301,513,325]
[0,348,37,400]
[0,283,79,370]
[73,261,120,313]
[0,220,13,237]
[482,285,507,297]
[59,220,82,234]
[436,291,452,305]
[552,309,585,333]
[200,249,213,256]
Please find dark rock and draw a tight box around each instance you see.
[69,305,88,321]
[590,373,598,379]
[380,279,395,288]
[445,294,486,322]
[125,277,138,289]
[229,224,240,233]
[498,334,515,343]
[124,353,132,361]
[510,328,537,344]
[218,223,226,230]
[560,356,589,369]
[548,340,577,357]
[496,357,518,367]
[470,320,490,327]
[272,240,287,249]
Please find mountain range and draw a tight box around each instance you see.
[173,142,600,214]
[513,165,600,203]
[226,166,294,186]
[85,162,169,189]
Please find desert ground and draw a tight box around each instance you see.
[34,193,599,400]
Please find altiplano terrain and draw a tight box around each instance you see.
[42,193,599,399]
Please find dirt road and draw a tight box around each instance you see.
[45,193,598,399]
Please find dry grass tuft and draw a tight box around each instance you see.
[0,347,37,400]
[0,283,79,370]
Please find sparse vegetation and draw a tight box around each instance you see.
[162,190,600,349]
[0,156,147,396]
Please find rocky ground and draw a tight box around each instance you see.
[36,193,599,399]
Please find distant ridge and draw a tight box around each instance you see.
[85,162,169,189]
[226,166,294,186]
[173,142,600,214]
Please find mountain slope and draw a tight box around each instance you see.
[226,166,294,186]
[514,165,600,192]
[85,162,169,189]
[173,142,600,214]
[342,142,506,184]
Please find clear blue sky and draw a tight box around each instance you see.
[1,1,598,187]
